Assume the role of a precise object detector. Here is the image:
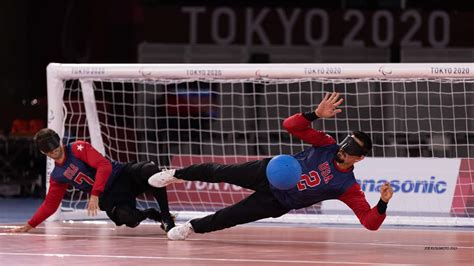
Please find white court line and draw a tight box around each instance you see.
[1,232,472,249]
[0,252,413,265]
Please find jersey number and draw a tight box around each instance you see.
[74,173,94,186]
[297,171,321,191]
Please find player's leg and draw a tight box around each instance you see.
[150,158,272,191]
[101,164,170,230]
[126,161,175,231]
[167,190,290,240]
[101,189,168,229]
[106,204,163,228]
[101,188,160,228]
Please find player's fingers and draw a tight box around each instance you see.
[333,109,342,114]
[334,98,344,106]
[93,204,99,216]
[327,92,334,102]
[323,92,330,102]
[88,205,93,216]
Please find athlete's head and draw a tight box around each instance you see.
[335,131,372,165]
[34,128,63,160]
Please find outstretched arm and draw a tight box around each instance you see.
[5,179,68,233]
[283,92,343,146]
[339,182,393,231]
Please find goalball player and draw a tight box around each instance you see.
[149,92,394,240]
[6,129,175,233]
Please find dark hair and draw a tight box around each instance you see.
[34,128,56,141]
[352,131,372,153]
[34,128,60,153]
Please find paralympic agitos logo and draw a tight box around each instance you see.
[378,66,393,76]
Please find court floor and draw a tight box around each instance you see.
[0,221,472,265]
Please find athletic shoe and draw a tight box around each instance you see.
[167,221,194,240]
[148,169,184,187]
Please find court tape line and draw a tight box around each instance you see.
[1,232,472,249]
[0,252,413,265]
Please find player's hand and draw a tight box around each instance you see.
[315,92,344,118]
[4,224,33,233]
[87,195,100,216]
[380,182,393,203]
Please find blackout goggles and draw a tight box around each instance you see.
[339,135,369,156]
[36,132,61,154]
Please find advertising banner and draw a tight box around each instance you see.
[321,158,461,214]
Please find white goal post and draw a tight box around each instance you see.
[46,63,474,227]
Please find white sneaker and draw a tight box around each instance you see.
[167,221,194,240]
[148,169,184,187]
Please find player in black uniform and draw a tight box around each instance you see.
[149,92,394,240]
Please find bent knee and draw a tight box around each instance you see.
[140,162,160,179]
[110,205,144,228]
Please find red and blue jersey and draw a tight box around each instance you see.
[270,143,357,209]
[28,141,124,227]
[50,142,123,195]
[270,113,386,230]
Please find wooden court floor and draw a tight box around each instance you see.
[0,221,472,265]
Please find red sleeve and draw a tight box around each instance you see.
[71,141,112,196]
[28,179,68,228]
[283,113,336,147]
[339,183,386,231]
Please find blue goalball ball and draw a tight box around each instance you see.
[266,155,302,190]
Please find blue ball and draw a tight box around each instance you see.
[266,155,302,190]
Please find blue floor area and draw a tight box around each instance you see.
[0,198,43,224]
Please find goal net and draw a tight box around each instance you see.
[46,63,474,226]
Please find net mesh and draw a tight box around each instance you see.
[59,78,474,219]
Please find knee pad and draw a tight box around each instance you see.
[140,162,160,179]
[109,205,144,228]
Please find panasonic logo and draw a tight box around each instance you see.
[356,176,447,194]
